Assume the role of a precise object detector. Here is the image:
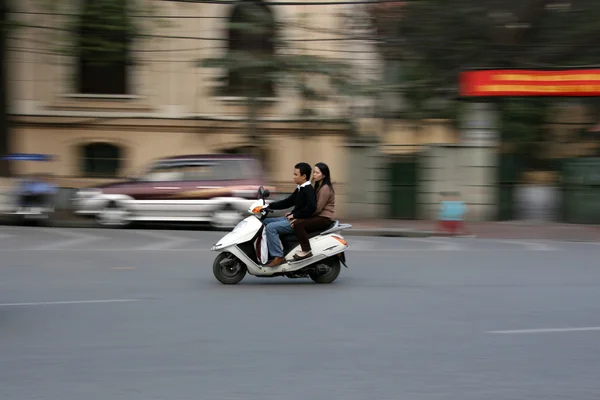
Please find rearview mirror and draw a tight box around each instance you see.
[263,189,270,198]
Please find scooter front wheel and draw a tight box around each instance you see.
[213,252,247,285]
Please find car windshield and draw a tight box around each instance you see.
[140,159,259,182]
[143,166,184,182]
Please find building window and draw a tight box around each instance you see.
[81,143,122,177]
[227,0,276,97]
[77,0,130,95]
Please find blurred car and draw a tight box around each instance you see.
[73,154,275,228]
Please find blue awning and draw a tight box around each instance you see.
[2,154,54,161]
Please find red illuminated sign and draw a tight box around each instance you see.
[460,69,600,97]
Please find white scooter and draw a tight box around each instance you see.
[210,187,351,284]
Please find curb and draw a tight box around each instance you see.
[343,229,433,238]
[0,218,96,229]
[48,220,98,228]
[1,217,436,237]
[3,218,597,242]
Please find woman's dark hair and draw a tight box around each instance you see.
[314,162,334,193]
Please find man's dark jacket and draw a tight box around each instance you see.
[268,184,316,219]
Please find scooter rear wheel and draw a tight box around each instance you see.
[309,257,341,284]
[213,252,247,285]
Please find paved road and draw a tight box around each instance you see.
[1,226,600,400]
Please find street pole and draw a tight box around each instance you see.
[0,0,10,177]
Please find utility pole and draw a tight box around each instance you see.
[0,0,10,177]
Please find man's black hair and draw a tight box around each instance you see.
[294,162,312,181]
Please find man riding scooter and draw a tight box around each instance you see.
[262,162,317,268]
[0,154,58,223]
[18,173,58,212]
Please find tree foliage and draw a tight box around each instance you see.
[368,1,600,116]
[201,24,363,122]
[368,0,600,163]
[200,4,375,154]
[26,0,161,62]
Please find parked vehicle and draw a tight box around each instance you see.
[211,187,351,285]
[73,154,275,228]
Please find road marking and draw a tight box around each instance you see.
[0,247,558,253]
[488,326,600,334]
[403,237,462,251]
[347,239,379,252]
[0,299,142,307]
[482,239,556,251]
[30,228,104,250]
[130,230,198,250]
[0,248,212,252]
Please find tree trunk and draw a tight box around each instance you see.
[0,0,10,177]
[246,95,263,164]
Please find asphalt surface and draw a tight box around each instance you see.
[1,226,600,400]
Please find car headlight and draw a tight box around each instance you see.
[232,189,257,198]
[75,189,103,198]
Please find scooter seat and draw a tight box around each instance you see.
[280,230,322,243]
[279,220,338,244]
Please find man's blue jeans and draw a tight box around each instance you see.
[264,216,295,258]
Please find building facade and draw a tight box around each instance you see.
[7,0,459,219]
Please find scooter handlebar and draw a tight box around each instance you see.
[258,207,274,221]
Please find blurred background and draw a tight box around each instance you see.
[1,0,600,227]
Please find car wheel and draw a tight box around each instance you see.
[96,201,131,228]
[210,204,243,230]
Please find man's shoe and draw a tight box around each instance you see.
[266,256,286,268]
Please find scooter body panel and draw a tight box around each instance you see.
[212,216,262,251]
[284,234,349,263]
[214,233,349,277]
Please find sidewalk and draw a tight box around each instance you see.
[4,211,600,242]
[345,219,600,242]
